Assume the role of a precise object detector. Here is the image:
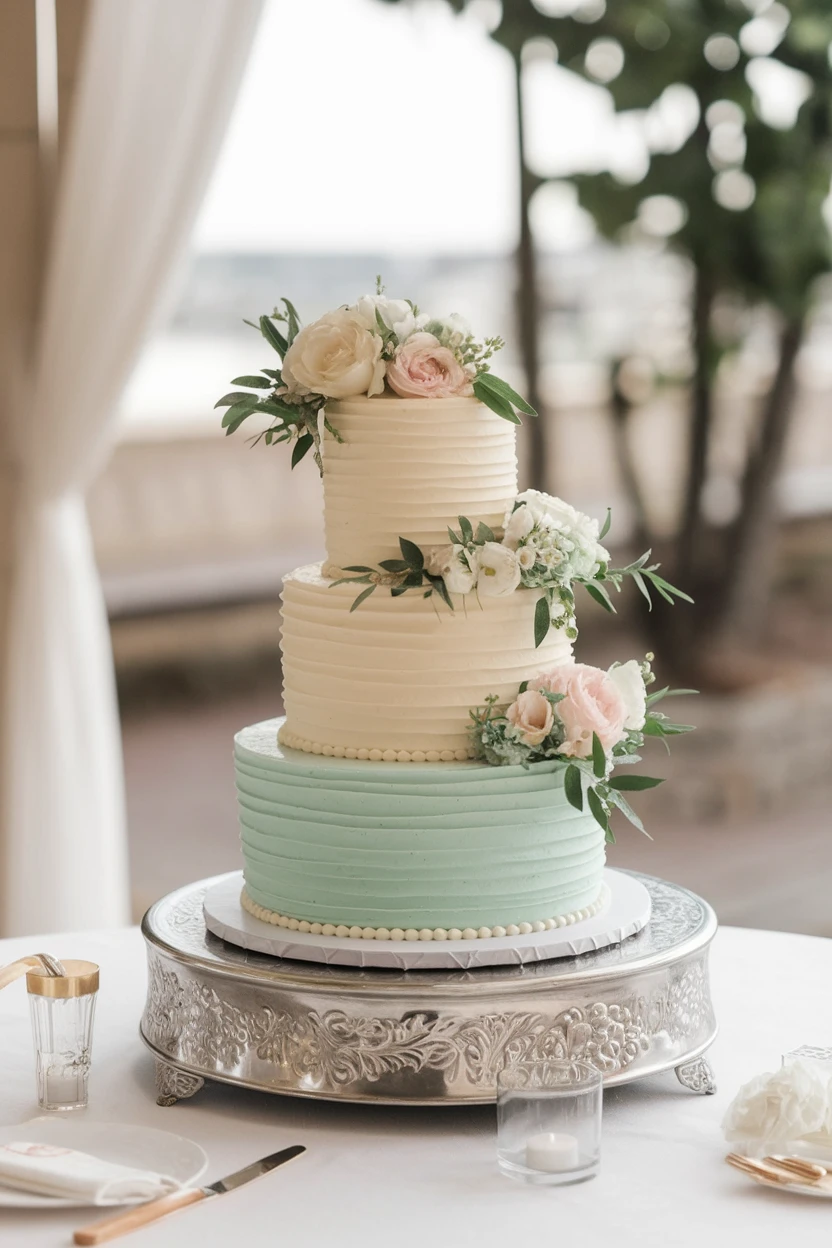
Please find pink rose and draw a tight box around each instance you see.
[530,663,627,759]
[386,332,472,399]
[505,689,555,747]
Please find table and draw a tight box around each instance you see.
[1,923,831,1246]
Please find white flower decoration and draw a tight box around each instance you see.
[425,543,477,595]
[722,1062,830,1145]
[477,542,521,597]
[607,659,647,731]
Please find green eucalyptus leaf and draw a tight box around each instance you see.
[475,371,537,415]
[584,582,617,614]
[260,314,288,357]
[587,787,610,836]
[458,515,474,544]
[231,376,273,389]
[472,377,522,423]
[534,595,551,648]
[215,391,254,409]
[608,774,664,791]
[342,565,373,572]
[564,765,584,812]
[399,537,424,571]
[598,507,612,541]
[592,732,606,779]
[427,573,454,611]
[350,585,376,612]
[291,433,313,468]
[282,298,301,344]
[476,521,495,543]
[378,559,410,572]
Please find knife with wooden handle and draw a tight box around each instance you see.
[73,1144,305,1245]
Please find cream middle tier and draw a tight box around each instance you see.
[278,393,573,760]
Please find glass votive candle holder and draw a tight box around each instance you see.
[26,960,99,1111]
[496,1059,602,1185]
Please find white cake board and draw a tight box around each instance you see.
[202,869,651,971]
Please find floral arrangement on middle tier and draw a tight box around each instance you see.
[469,657,695,842]
[334,487,690,646]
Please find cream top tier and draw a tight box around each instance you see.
[321,395,518,573]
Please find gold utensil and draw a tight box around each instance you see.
[726,1153,797,1186]
[764,1155,829,1182]
[73,1144,305,1245]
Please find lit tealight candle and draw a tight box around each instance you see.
[525,1131,580,1173]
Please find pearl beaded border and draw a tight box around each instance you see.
[278,726,477,763]
[240,883,609,943]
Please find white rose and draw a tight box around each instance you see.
[425,544,477,595]
[351,294,426,344]
[723,1063,830,1145]
[607,660,647,731]
[477,542,521,597]
[282,308,385,399]
[503,504,535,549]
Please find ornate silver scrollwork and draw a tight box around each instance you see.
[155,1058,205,1106]
[675,1056,717,1095]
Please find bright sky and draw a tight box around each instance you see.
[194,0,519,253]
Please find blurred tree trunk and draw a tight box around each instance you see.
[609,361,651,553]
[716,317,804,641]
[678,263,715,586]
[513,54,547,492]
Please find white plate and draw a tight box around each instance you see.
[0,1119,208,1209]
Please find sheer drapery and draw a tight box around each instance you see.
[1,0,264,934]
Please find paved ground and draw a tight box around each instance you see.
[122,680,832,938]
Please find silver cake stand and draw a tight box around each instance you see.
[140,871,718,1107]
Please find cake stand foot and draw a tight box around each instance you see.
[675,1056,716,1095]
[155,1059,205,1106]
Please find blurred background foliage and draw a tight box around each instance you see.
[382,0,832,681]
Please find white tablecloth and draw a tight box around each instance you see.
[1,922,831,1246]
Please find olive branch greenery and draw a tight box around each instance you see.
[215,288,538,472]
[470,684,696,843]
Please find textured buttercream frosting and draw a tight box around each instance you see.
[321,395,518,572]
[236,720,606,931]
[280,563,574,756]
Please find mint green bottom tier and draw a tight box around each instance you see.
[235,718,606,932]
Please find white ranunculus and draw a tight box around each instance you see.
[477,542,521,597]
[607,660,647,731]
[282,308,385,399]
[722,1063,830,1145]
[425,544,477,595]
[351,294,426,344]
[502,503,535,549]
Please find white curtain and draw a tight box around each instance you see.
[1,0,264,935]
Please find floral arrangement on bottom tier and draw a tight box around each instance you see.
[469,657,695,841]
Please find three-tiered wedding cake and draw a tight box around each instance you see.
[219,291,691,944]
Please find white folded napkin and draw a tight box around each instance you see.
[0,1141,183,1204]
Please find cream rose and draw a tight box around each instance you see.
[425,543,477,595]
[386,332,471,399]
[506,689,555,748]
[607,660,647,731]
[476,542,521,597]
[531,662,628,759]
[282,308,385,399]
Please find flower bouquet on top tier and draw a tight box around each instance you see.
[469,658,696,842]
[215,278,534,472]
